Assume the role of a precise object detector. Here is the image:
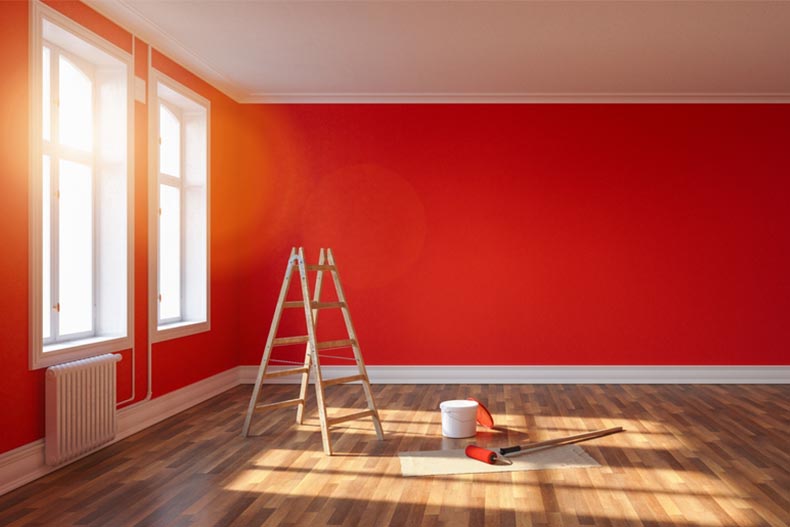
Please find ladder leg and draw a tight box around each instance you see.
[296,249,326,424]
[360,377,385,440]
[295,353,311,425]
[298,248,333,455]
[311,351,332,455]
[242,249,297,437]
[326,248,385,441]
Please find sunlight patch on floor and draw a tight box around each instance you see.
[219,483,754,527]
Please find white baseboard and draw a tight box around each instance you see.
[239,364,790,384]
[0,366,241,497]
[0,440,47,496]
[117,367,240,440]
[3,364,787,496]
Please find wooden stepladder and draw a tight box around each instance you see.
[241,247,384,455]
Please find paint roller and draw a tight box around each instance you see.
[465,426,624,465]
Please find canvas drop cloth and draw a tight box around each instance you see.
[398,444,599,477]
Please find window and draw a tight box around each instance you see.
[30,3,133,369]
[43,51,96,343]
[150,73,209,340]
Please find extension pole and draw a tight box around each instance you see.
[466,426,624,465]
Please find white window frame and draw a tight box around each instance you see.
[28,1,134,369]
[42,44,98,346]
[149,70,211,342]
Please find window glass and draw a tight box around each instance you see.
[58,159,93,335]
[42,155,51,340]
[159,105,180,177]
[33,11,132,367]
[42,47,51,142]
[58,56,92,152]
[159,184,181,320]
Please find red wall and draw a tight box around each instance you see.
[0,1,242,455]
[236,104,790,367]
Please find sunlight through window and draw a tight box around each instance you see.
[159,104,180,177]
[32,7,131,368]
[154,77,208,337]
[42,155,51,340]
[58,159,93,335]
[42,47,51,142]
[58,56,92,152]
[159,183,181,321]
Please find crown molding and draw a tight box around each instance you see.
[241,92,790,104]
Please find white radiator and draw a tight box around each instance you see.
[45,353,122,465]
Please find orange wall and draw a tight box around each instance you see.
[0,1,243,454]
[147,49,243,396]
[0,0,43,456]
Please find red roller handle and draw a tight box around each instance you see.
[465,445,497,465]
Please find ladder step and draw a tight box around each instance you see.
[271,337,355,350]
[264,367,309,379]
[282,301,346,309]
[272,336,309,346]
[316,339,355,351]
[256,398,305,412]
[311,301,345,309]
[326,409,375,426]
[305,264,336,271]
[322,374,366,388]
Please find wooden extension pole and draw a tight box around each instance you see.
[466,426,624,465]
[499,426,624,456]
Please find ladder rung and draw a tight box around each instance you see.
[256,398,304,412]
[326,409,375,426]
[322,374,365,388]
[311,301,345,309]
[316,339,355,351]
[272,336,309,346]
[264,367,309,379]
[305,264,336,271]
[282,301,345,310]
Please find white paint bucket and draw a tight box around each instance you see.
[439,399,479,438]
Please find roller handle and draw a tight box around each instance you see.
[465,445,497,465]
[498,426,624,458]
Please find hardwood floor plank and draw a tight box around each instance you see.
[1,384,788,526]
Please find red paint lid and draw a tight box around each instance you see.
[467,397,495,428]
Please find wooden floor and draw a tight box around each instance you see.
[1,383,788,526]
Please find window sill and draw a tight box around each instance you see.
[153,319,210,343]
[34,334,130,370]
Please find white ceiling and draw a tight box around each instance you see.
[86,0,790,103]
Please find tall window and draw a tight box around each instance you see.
[30,4,132,368]
[158,103,183,323]
[42,47,96,343]
[152,75,209,339]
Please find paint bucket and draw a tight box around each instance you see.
[440,399,479,438]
